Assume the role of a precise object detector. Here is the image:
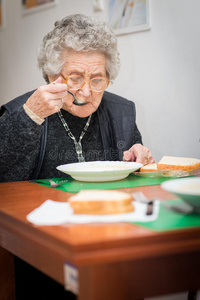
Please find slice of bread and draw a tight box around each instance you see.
[140,163,158,172]
[68,190,134,215]
[139,156,200,172]
[157,156,200,172]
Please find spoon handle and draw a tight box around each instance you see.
[67,90,87,106]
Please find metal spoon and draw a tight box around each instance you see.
[67,90,88,106]
[53,78,87,106]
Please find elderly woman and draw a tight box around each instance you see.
[0,14,154,182]
[0,13,155,300]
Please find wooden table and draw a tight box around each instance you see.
[0,181,200,300]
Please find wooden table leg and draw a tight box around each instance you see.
[0,246,15,300]
[78,264,144,300]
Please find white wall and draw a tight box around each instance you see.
[0,0,199,163]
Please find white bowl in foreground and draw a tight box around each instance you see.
[161,177,200,212]
[57,161,143,182]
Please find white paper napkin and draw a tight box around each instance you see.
[26,200,160,225]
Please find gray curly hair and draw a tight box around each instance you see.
[37,14,120,83]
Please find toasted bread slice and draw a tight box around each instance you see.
[157,156,200,172]
[68,190,134,215]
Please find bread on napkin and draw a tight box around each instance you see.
[140,156,200,172]
[68,190,134,215]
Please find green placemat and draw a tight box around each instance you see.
[135,199,200,231]
[32,174,173,193]
[32,178,200,231]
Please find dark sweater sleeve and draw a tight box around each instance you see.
[0,106,43,182]
[133,123,143,145]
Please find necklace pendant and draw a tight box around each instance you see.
[75,142,85,162]
[78,155,85,163]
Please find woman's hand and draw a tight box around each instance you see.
[25,77,68,119]
[123,143,155,165]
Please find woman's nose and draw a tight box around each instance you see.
[80,82,91,97]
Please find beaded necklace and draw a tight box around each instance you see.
[57,110,92,162]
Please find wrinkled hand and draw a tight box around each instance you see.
[25,77,68,119]
[123,143,155,165]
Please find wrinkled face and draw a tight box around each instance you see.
[54,49,108,118]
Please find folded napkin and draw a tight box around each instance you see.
[27,200,160,225]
